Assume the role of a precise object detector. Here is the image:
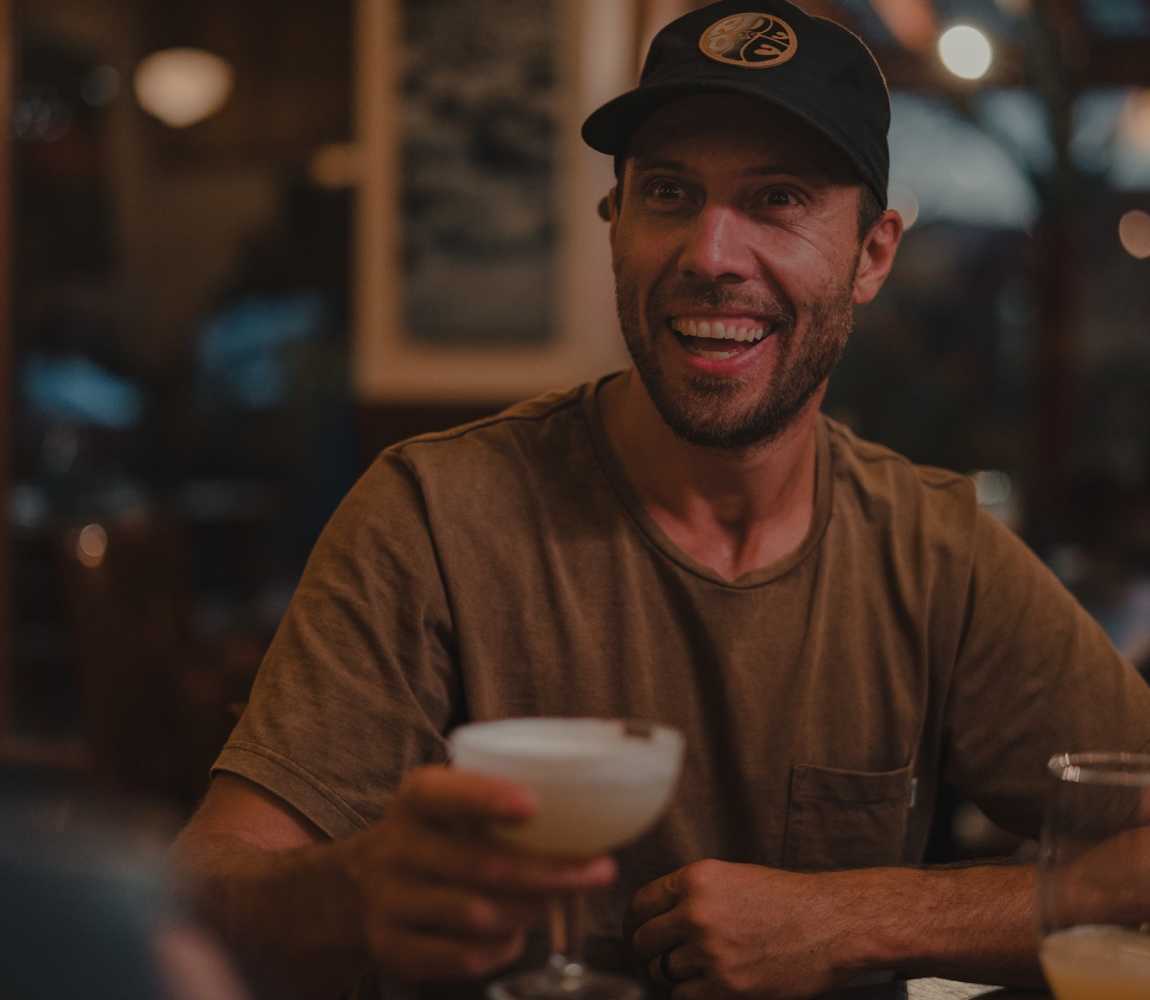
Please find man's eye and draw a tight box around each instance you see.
[642,179,688,205]
[755,187,800,209]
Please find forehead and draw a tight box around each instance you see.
[628,93,856,181]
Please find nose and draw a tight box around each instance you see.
[677,205,755,283]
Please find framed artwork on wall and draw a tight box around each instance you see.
[397,0,559,350]
[353,0,636,403]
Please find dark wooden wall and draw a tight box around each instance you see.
[1,0,12,741]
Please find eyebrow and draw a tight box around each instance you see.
[631,157,823,179]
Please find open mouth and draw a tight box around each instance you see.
[669,317,770,360]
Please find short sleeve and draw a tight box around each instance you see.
[212,451,459,839]
[944,510,1150,837]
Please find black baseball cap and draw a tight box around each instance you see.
[581,0,890,208]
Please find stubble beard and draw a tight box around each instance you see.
[614,269,857,451]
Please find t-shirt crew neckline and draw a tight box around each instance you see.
[581,373,835,590]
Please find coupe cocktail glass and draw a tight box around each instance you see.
[1037,752,1150,1000]
[449,717,684,1000]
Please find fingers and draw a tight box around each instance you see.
[628,868,682,925]
[646,944,706,993]
[396,820,616,895]
[356,765,621,985]
[400,766,538,826]
[359,836,553,983]
[391,768,616,896]
[384,878,547,938]
[632,907,686,961]
[375,924,527,983]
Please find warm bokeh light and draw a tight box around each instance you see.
[134,48,234,128]
[310,144,361,189]
[938,25,993,81]
[76,524,109,569]
[1120,90,1150,154]
[1119,209,1150,259]
[871,0,937,53]
[887,183,920,229]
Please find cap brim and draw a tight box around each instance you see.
[581,78,883,205]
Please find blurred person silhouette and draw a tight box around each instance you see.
[0,785,248,1000]
[169,3,1150,999]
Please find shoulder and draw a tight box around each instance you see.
[305,389,588,547]
[359,382,606,527]
[822,415,978,531]
[315,381,607,558]
[394,384,588,455]
[388,383,591,478]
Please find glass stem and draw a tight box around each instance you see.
[547,893,585,977]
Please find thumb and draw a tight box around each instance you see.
[399,765,538,826]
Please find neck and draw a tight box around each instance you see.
[600,371,822,581]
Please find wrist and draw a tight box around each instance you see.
[822,864,1040,985]
[826,867,921,976]
[325,831,375,960]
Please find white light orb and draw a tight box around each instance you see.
[974,470,1013,507]
[939,25,994,81]
[1118,209,1150,260]
[887,182,920,229]
[134,48,234,128]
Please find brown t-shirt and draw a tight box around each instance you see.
[215,374,1150,987]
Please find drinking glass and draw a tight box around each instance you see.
[449,717,685,1000]
[1037,752,1150,1000]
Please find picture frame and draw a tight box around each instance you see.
[353,0,638,403]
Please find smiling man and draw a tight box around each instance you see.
[170,3,1150,999]
[595,87,901,581]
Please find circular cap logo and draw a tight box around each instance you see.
[699,13,798,69]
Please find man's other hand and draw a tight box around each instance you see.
[627,860,848,999]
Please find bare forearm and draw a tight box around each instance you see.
[171,769,619,999]
[839,863,1042,988]
[169,832,371,1000]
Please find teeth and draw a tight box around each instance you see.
[671,318,766,343]
[680,343,741,359]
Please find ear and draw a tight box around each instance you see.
[602,185,621,232]
[853,208,904,305]
[606,184,622,252]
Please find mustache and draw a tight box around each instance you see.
[652,280,795,325]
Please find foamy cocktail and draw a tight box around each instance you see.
[450,717,684,857]
[449,717,684,1000]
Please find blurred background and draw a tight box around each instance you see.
[1,0,1149,859]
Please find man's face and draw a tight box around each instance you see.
[610,94,873,450]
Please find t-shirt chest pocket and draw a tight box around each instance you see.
[782,762,915,871]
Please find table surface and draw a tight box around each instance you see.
[817,977,1046,1000]
[908,979,1045,1000]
